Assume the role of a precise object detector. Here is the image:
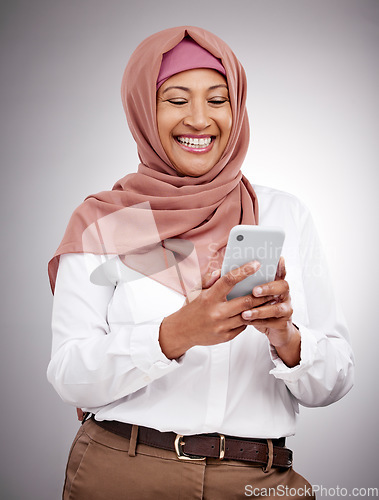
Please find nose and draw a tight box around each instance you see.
[183,100,211,130]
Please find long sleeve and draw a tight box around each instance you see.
[47,185,355,438]
[268,204,355,407]
[47,253,181,409]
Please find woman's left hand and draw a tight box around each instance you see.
[241,257,301,367]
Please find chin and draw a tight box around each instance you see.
[175,161,215,177]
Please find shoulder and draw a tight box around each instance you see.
[252,184,311,226]
[253,185,310,229]
[253,184,307,209]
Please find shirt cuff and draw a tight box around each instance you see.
[130,322,181,379]
[268,325,318,382]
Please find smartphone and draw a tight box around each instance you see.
[221,225,285,300]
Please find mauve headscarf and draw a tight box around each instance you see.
[48,26,258,295]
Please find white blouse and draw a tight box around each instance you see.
[47,185,354,439]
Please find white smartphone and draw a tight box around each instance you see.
[221,225,285,300]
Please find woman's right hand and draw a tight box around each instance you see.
[159,261,274,359]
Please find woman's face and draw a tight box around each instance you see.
[156,68,232,177]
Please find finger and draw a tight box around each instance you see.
[202,268,221,289]
[76,408,84,421]
[210,325,248,344]
[212,261,261,299]
[214,314,249,334]
[275,256,286,281]
[253,278,289,298]
[226,293,276,317]
[225,324,248,340]
[245,318,291,330]
[241,301,293,321]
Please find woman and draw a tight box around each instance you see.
[47,26,354,499]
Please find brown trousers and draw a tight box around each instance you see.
[63,419,315,499]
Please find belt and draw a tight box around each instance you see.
[91,417,293,468]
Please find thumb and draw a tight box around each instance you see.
[202,268,221,289]
[275,256,286,280]
[186,268,221,303]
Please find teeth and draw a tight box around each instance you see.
[177,136,212,148]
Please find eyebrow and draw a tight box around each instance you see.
[162,84,228,94]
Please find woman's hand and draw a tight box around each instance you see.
[241,257,301,367]
[159,261,275,360]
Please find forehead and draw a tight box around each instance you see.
[158,68,228,93]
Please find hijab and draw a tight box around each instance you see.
[48,26,258,296]
[156,35,226,89]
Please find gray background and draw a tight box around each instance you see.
[1,0,378,498]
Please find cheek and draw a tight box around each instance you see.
[156,109,179,146]
[156,113,166,145]
[156,123,172,158]
[221,109,233,138]
[221,119,232,147]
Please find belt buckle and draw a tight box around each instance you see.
[174,435,206,461]
[174,434,226,461]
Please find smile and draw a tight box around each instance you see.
[176,135,213,150]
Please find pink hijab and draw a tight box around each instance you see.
[48,26,258,295]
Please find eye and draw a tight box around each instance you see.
[208,98,229,105]
[167,99,187,106]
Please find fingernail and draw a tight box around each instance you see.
[242,310,253,319]
[254,287,262,296]
[246,262,259,272]
[212,269,221,277]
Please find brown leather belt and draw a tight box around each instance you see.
[92,417,293,468]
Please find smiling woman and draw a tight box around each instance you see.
[157,68,232,176]
[47,26,354,500]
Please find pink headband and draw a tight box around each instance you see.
[156,36,226,89]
